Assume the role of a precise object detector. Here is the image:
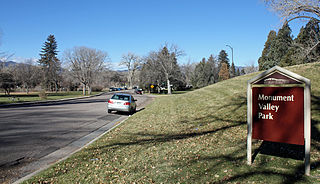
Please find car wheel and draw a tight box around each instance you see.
[108,110,111,113]
[129,108,135,115]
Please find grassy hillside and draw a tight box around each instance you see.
[24,63,320,183]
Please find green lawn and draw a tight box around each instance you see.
[150,89,194,95]
[23,63,320,183]
[0,91,101,104]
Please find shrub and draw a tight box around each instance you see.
[38,90,47,100]
[91,85,103,92]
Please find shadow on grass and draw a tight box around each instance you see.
[91,94,320,182]
[311,95,320,151]
[28,93,320,183]
[93,120,245,149]
[170,146,318,184]
[253,141,305,161]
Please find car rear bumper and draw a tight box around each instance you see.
[107,104,131,112]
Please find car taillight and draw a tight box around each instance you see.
[108,100,113,104]
[124,102,130,106]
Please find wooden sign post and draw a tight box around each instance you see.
[247,66,311,175]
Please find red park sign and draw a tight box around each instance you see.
[252,87,304,145]
[247,66,311,175]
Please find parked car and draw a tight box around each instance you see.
[135,88,143,95]
[109,87,117,91]
[107,93,137,114]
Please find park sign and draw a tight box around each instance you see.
[247,66,311,175]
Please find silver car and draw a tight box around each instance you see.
[107,93,137,114]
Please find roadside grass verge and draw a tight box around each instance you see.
[24,63,320,183]
[149,89,195,95]
[0,91,101,105]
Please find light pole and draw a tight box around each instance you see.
[226,44,234,65]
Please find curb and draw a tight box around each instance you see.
[13,115,129,184]
[0,92,106,108]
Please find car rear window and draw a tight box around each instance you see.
[112,94,130,101]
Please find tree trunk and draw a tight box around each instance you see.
[88,85,92,95]
[128,76,132,89]
[82,83,86,96]
[5,88,10,96]
[55,82,58,93]
[129,76,134,89]
[156,82,161,94]
[167,79,171,95]
[130,70,135,89]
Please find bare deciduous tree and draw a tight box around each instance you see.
[265,0,320,62]
[244,63,259,74]
[13,59,41,94]
[63,46,109,95]
[157,44,184,94]
[294,19,320,62]
[264,0,320,23]
[140,52,165,93]
[119,52,141,89]
[181,59,196,87]
[0,70,15,96]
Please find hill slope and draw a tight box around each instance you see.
[25,63,320,183]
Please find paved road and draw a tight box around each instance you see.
[0,91,153,183]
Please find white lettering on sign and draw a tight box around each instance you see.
[258,103,279,112]
[257,93,295,120]
[258,94,294,102]
[258,112,273,120]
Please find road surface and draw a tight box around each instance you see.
[0,91,154,183]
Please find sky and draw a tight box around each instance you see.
[0,0,305,69]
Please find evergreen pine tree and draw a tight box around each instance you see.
[294,19,320,64]
[192,58,207,88]
[218,50,230,80]
[258,30,277,70]
[230,61,236,78]
[218,63,230,81]
[218,50,230,69]
[207,54,217,84]
[236,68,240,76]
[240,68,245,75]
[191,55,218,88]
[279,48,296,67]
[169,53,186,91]
[265,24,293,70]
[38,34,61,92]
